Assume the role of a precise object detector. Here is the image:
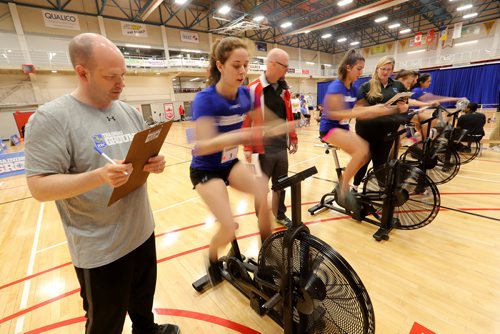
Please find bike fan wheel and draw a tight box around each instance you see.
[257,230,375,334]
[400,140,460,185]
[455,140,481,164]
[362,163,440,229]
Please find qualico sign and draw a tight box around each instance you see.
[42,10,80,30]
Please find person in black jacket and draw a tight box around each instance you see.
[352,56,408,190]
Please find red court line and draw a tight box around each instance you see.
[155,222,206,238]
[22,309,262,334]
[155,308,261,334]
[440,192,500,195]
[1,205,499,324]
[0,262,72,290]
[0,288,80,324]
[24,316,86,334]
[2,197,498,292]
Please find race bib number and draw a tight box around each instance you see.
[221,146,238,163]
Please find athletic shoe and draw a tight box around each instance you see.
[154,323,180,334]
[206,259,222,287]
[345,190,361,220]
[276,216,292,228]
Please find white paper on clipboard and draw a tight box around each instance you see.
[385,92,414,105]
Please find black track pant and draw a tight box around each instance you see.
[259,150,289,219]
[75,233,157,334]
[353,138,394,187]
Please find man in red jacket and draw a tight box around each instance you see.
[243,48,298,227]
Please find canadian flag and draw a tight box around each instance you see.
[414,32,422,46]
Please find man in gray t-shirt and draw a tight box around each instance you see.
[24,33,179,334]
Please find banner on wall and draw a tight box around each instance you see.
[255,41,267,52]
[483,21,495,35]
[0,151,25,179]
[452,22,463,39]
[439,26,448,41]
[461,25,480,36]
[414,32,422,46]
[121,22,148,37]
[425,29,435,44]
[370,44,386,54]
[180,31,199,44]
[42,10,80,30]
[164,103,174,120]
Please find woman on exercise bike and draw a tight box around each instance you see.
[319,49,402,209]
[190,37,288,286]
[411,73,467,138]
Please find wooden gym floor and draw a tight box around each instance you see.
[1,119,499,334]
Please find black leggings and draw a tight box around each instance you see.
[353,138,394,187]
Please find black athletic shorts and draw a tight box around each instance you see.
[190,159,239,188]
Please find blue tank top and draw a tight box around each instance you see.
[320,79,357,133]
[190,85,251,170]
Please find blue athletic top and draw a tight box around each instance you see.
[320,79,357,133]
[190,85,251,171]
[411,87,427,100]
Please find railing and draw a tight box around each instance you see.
[1,47,499,77]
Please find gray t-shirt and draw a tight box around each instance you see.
[25,95,155,269]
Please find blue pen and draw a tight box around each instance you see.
[94,147,129,176]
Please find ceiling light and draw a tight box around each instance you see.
[463,12,478,19]
[253,15,264,22]
[399,28,411,34]
[457,4,473,11]
[323,64,332,67]
[306,61,315,65]
[304,30,311,34]
[350,41,359,45]
[174,0,188,4]
[51,70,57,73]
[337,0,353,6]
[7,49,12,53]
[321,33,332,39]
[407,49,426,54]
[375,16,388,23]
[337,37,347,42]
[388,23,401,29]
[281,21,292,28]
[218,5,231,15]
[190,77,200,81]
[125,43,151,49]
[455,40,478,46]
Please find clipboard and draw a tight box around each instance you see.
[108,121,173,206]
[385,92,414,105]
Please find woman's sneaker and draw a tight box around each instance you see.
[276,216,292,228]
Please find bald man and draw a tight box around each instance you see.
[25,33,179,334]
[242,48,298,227]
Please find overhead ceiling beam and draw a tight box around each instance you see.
[135,0,163,21]
[285,0,409,35]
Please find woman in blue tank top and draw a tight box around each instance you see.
[320,49,401,209]
[189,37,273,286]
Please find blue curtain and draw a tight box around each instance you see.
[317,63,500,107]
[427,63,500,105]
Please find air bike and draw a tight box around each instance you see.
[309,111,441,241]
[192,166,375,334]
